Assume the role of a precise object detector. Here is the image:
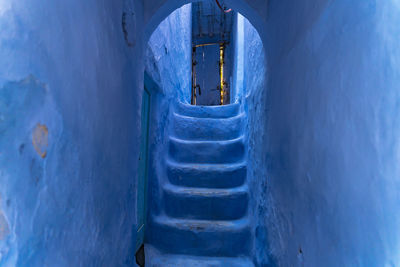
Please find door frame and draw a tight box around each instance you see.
[135,72,162,253]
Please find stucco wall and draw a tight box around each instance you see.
[0,0,144,265]
[233,1,400,265]
[144,3,192,246]
[263,0,400,265]
[2,0,400,265]
[145,4,192,103]
[236,14,270,266]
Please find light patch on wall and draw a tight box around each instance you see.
[32,123,48,158]
[0,201,10,241]
[392,0,400,8]
[0,0,11,16]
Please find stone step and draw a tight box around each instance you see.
[171,112,244,141]
[163,183,248,220]
[166,160,247,189]
[145,245,255,267]
[174,101,240,119]
[147,215,252,257]
[168,137,245,164]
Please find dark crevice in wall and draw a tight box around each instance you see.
[122,0,137,47]
[135,245,145,267]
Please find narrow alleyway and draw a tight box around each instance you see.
[1,0,400,266]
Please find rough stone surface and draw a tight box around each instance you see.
[145,4,192,103]
[238,15,272,267]
[0,0,143,265]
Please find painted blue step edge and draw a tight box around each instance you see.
[171,112,244,141]
[147,215,252,257]
[168,136,246,164]
[166,160,247,189]
[174,101,240,118]
[145,245,255,267]
[163,183,249,220]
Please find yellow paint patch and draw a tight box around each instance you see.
[32,123,48,158]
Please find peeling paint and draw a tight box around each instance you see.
[32,123,48,158]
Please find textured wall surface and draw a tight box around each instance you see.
[2,0,400,265]
[231,13,244,103]
[264,0,400,265]
[144,3,192,247]
[235,15,270,266]
[230,1,400,266]
[0,0,144,265]
[145,4,191,103]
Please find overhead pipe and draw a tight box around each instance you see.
[215,0,232,13]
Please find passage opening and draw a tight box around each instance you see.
[191,0,234,106]
[144,0,265,107]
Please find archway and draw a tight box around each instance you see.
[138,1,269,266]
[143,0,267,106]
[144,0,267,48]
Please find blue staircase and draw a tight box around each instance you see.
[146,102,253,266]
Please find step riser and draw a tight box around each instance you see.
[164,189,248,220]
[147,220,251,257]
[145,245,255,267]
[167,164,247,189]
[172,114,243,141]
[148,102,252,260]
[169,139,245,164]
[175,102,240,118]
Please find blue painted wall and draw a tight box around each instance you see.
[145,4,192,103]
[0,0,144,265]
[144,3,192,242]
[233,14,270,266]
[231,13,244,103]
[3,0,400,265]
[261,0,400,265]
[235,1,400,265]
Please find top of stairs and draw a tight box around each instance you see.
[175,101,240,118]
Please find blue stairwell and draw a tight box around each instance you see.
[146,102,253,266]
